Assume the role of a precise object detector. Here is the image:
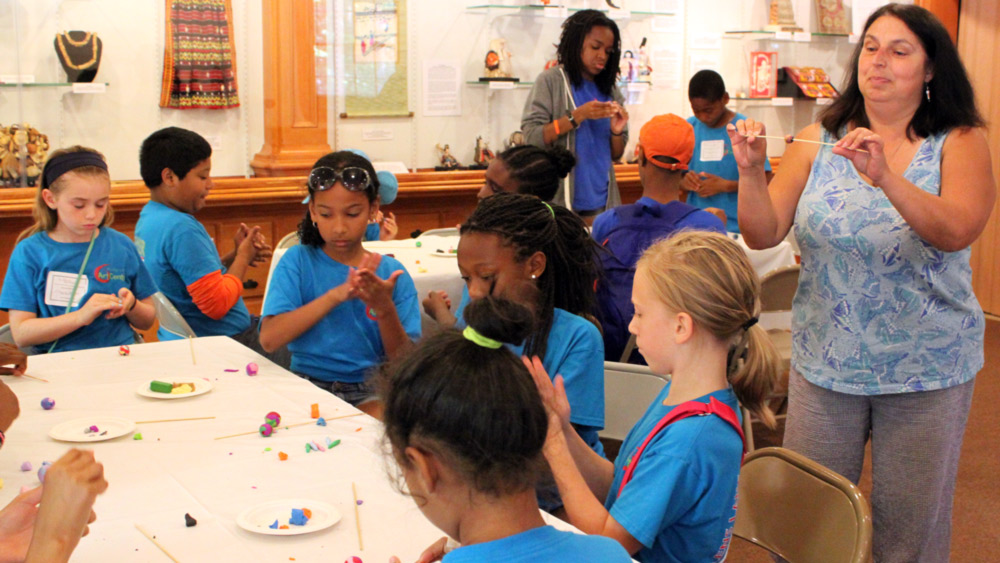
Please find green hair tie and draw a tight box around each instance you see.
[542,202,555,218]
[463,326,503,349]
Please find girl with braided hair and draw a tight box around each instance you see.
[526,231,778,561]
[477,144,576,203]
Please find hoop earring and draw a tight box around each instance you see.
[925,82,931,102]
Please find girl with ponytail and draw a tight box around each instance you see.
[526,231,778,562]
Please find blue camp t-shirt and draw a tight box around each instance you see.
[591,197,726,244]
[261,245,421,383]
[686,113,772,233]
[605,385,743,563]
[572,80,613,212]
[456,292,605,454]
[0,228,158,353]
[364,222,380,242]
[134,200,251,340]
[442,525,632,563]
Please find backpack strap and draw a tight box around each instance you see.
[617,396,745,498]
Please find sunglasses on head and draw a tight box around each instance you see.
[307,166,373,193]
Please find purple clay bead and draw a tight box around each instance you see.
[37,462,51,482]
[20,461,32,472]
[40,397,55,410]
[246,362,259,376]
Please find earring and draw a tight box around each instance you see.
[925,82,931,102]
[312,221,317,228]
[531,274,537,280]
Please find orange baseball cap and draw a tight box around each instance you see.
[638,114,695,171]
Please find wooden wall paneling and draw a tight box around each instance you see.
[959,0,1000,314]
[916,0,960,43]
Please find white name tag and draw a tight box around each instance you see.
[700,140,725,162]
[44,271,88,308]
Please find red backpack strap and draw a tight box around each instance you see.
[617,397,746,498]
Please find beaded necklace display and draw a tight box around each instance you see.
[55,32,99,70]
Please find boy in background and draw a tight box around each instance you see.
[135,127,271,348]
[683,70,773,232]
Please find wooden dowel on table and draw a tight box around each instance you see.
[188,335,196,365]
[353,481,364,551]
[212,412,365,440]
[136,416,216,424]
[754,135,870,153]
[19,373,48,383]
[134,524,180,563]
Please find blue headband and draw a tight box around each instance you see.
[42,152,108,189]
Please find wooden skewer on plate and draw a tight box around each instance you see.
[134,524,180,563]
[188,335,196,365]
[353,481,364,551]
[136,416,216,424]
[19,373,49,383]
[753,135,870,153]
[212,412,365,440]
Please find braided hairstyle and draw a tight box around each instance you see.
[297,151,380,247]
[557,9,621,96]
[461,192,600,359]
[499,144,576,202]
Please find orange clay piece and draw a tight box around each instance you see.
[279,525,289,529]
[302,508,312,519]
[310,403,319,419]
[278,452,288,461]
[355,427,362,432]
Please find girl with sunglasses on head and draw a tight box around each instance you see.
[259,151,421,407]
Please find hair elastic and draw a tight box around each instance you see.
[742,317,759,331]
[542,202,555,218]
[42,152,108,189]
[463,326,503,349]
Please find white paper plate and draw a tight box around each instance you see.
[49,416,136,442]
[136,379,213,400]
[236,499,340,536]
[430,249,457,258]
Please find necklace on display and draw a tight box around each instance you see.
[62,31,93,47]
[56,32,99,70]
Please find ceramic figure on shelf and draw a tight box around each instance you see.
[473,137,496,169]
[53,30,103,83]
[483,38,515,80]
[435,144,461,170]
[504,131,525,150]
[765,0,802,32]
[637,37,652,77]
[750,52,777,98]
[816,0,850,34]
[0,124,49,188]
[622,50,638,83]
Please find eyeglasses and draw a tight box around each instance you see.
[307,166,373,193]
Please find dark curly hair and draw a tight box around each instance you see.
[499,144,576,202]
[297,151,380,247]
[820,3,984,141]
[380,297,547,497]
[557,9,621,97]
[460,193,600,359]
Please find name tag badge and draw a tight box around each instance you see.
[700,140,725,162]
[44,271,88,308]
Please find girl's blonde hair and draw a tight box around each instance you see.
[18,146,113,243]
[636,231,779,428]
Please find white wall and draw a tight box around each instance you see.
[1,0,861,179]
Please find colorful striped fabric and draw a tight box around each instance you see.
[159,0,239,109]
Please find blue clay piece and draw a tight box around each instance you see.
[269,519,279,529]
[37,461,51,482]
[40,397,55,410]
[316,417,327,426]
[289,508,309,526]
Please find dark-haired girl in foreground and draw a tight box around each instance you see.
[259,151,421,407]
[382,297,630,563]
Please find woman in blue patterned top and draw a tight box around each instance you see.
[729,5,994,561]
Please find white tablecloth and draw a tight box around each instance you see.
[0,337,575,562]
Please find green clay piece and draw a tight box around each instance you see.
[415,241,422,247]
[305,443,312,453]
[133,433,143,440]
[264,447,272,452]
[150,380,173,393]
[327,438,341,449]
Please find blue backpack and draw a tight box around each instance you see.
[595,202,704,363]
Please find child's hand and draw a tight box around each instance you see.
[574,100,618,124]
[24,449,106,561]
[610,101,629,135]
[691,172,728,198]
[379,212,398,241]
[233,223,250,249]
[237,226,267,266]
[414,536,451,563]
[522,355,572,435]
[76,294,125,325]
[0,484,42,560]
[250,229,273,266]
[0,343,27,376]
[681,170,702,192]
[354,252,402,316]
[421,290,452,319]
[105,288,135,320]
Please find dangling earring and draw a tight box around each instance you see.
[925,82,931,102]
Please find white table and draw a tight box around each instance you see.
[0,337,574,562]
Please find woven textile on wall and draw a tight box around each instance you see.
[160,0,239,109]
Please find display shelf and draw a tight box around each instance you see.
[466,80,534,86]
[723,30,850,39]
[0,82,110,88]
[466,4,675,16]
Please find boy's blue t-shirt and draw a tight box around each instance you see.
[571,80,613,212]
[134,200,251,340]
[0,227,158,353]
[591,197,726,244]
[605,385,743,563]
[442,525,631,562]
[261,245,421,383]
[686,112,772,233]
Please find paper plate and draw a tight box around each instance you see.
[136,379,213,400]
[236,499,341,536]
[430,249,458,258]
[49,416,136,442]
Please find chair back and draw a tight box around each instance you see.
[151,292,197,339]
[600,361,670,442]
[734,447,873,563]
[0,324,33,354]
[263,232,301,312]
[759,264,800,312]
[275,231,300,250]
